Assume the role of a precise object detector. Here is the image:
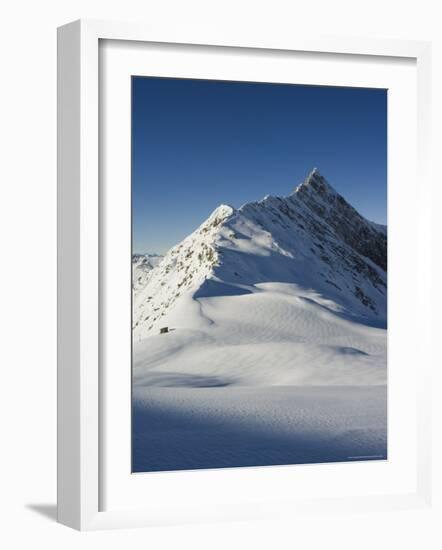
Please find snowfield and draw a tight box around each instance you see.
[132,170,388,472]
[133,386,387,472]
[133,283,386,388]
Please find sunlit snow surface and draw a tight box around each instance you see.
[132,171,387,472]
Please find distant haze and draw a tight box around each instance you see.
[132,77,387,255]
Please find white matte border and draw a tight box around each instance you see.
[100,40,419,514]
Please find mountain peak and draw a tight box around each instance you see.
[208,203,235,222]
[294,168,338,197]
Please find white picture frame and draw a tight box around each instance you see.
[57,19,433,531]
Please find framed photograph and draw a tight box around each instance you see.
[57,20,433,530]
[130,78,389,473]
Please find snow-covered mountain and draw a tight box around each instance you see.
[132,253,163,292]
[132,169,388,471]
[133,168,387,341]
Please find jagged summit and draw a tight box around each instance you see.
[133,170,387,338]
[294,169,387,271]
[295,168,340,198]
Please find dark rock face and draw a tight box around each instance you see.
[295,169,387,272]
[230,168,387,322]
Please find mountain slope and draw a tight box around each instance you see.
[133,168,387,343]
[132,253,163,292]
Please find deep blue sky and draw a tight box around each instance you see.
[132,77,387,254]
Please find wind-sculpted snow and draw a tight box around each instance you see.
[133,281,386,387]
[133,385,387,472]
[132,169,387,470]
